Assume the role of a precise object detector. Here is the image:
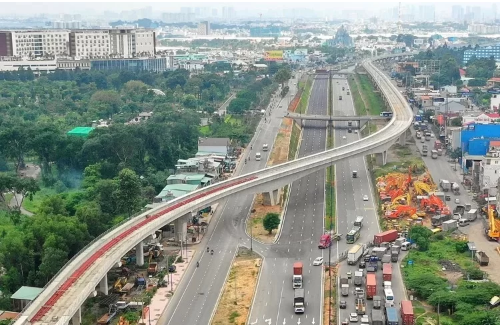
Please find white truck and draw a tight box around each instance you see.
[293,289,305,313]
[348,244,364,265]
[354,271,364,286]
[440,179,451,192]
[354,216,364,228]
[465,209,478,221]
[452,182,460,194]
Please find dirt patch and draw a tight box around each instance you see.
[247,193,284,243]
[323,265,338,325]
[212,248,261,325]
[268,118,293,166]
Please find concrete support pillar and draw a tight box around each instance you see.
[136,242,144,266]
[262,188,281,206]
[375,151,388,166]
[99,274,108,295]
[399,132,407,146]
[174,214,190,242]
[300,119,305,128]
[71,307,81,325]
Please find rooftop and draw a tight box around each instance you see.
[11,286,44,301]
[67,127,95,137]
[198,137,230,147]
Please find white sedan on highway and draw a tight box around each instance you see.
[363,195,369,201]
[313,257,324,266]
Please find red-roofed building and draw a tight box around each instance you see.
[487,78,500,87]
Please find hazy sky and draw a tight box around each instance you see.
[1,1,498,16]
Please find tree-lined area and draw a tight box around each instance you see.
[0,66,277,309]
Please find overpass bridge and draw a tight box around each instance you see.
[285,112,389,128]
[13,55,414,325]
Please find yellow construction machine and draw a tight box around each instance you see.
[487,205,500,240]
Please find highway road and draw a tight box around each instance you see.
[248,75,329,325]
[161,74,304,325]
[331,76,407,324]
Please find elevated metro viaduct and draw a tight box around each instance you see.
[13,54,414,325]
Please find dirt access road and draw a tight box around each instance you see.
[9,163,41,216]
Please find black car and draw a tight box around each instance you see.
[364,255,371,262]
[339,300,347,309]
[168,265,176,273]
[359,260,366,268]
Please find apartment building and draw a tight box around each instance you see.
[0,28,155,59]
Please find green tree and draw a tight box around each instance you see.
[227,98,252,114]
[263,213,280,235]
[274,68,292,87]
[115,168,142,217]
[0,125,32,172]
[90,90,122,118]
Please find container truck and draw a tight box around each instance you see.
[374,230,398,245]
[293,262,303,288]
[366,273,376,299]
[386,307,399,325]
[401,300,415,325]
[383,263,393,281]
[293,289,305,313]
[371,309,384,325]
[354,271,363,286]
[348,244,364,265]
[340,277,349,296]
[475,251,489,266]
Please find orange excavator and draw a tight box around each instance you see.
[420,194,448,214]
[487,204,500,240]
[385,206,417,219]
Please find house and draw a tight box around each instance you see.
[491,94,500,111]
[463,113,500,125]
[487,78,500,87]
[197,137,230,156]
[11,286,44,311]
[126,112,153,125]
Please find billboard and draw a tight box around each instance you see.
[264,50,283,61]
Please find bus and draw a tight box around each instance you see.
[384,288,395,306]
[346,226,361,244]
[380,111,393,118]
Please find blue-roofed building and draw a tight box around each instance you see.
[154,183,200,203]
[460,124,500,155]
[463,45,500,64]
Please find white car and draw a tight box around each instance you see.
[363,195,369,201]
[349,313,358,322]
[361,315,369,323]
[354,130,358,134]
[313,257,324,266]
[342,136,347,139]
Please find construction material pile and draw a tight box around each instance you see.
[375,168,451,226]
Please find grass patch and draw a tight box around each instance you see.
[288,123,301,160]
[296,77,313,114]
[348,76,367,115]
[22,187,57,213]
[357,75,384,116]
[199,125,210,136]
[325,74,335,230]
[372,157,426,179]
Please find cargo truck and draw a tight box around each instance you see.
[371,309,384,325]
[367,260,378,272]
[293,289,305,313]
[373,296,382,309]
[366,273,376,299]
[293,262,303,288]
[431,214,451,227]
[374,230,398,245]
[354,216,364,228]
[475,251,489,266]
[348,244,364,265]
[340,277,349,296]
[401,300,415,325]
[452,182,460,194]
[354,271,363,286]
[372,247,388,259]
[442,219,458,232]
[383,263,393,281]
[382,254,391,264]
[440,179,451,192]
[466,209,478,221]
[356,298,366,315]
[386,307,399,325]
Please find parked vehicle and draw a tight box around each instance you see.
[374,230,398,245]
[401,300,415,325]
[293,289,305,313]
[293,262,303,288]
[475,251,489,266]
[366,273,376,299]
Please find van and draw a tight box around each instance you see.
[401,241,411,251]
[458,218,469,227]
[255,152,261,161]
[384,288,394,306]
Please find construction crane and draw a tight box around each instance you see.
[487,204,500,240]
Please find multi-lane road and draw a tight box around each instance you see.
[161,74,303,325]
[248,74,329,325]
[332,75,407,323]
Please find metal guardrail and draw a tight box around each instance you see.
[16,53,414,325]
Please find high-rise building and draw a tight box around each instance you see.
[198,21,210,36]
[418,5,435,22]
[0,30,70,57]
[463,45,500,64]
[452,5,464,22]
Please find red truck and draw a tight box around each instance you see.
[293,262,303,288]
[366,273,376,299]
[434,140,442,150]
[383,263,392,281]
[318,234,332,249]
[401,300,415,325]
[374,230,398,245]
